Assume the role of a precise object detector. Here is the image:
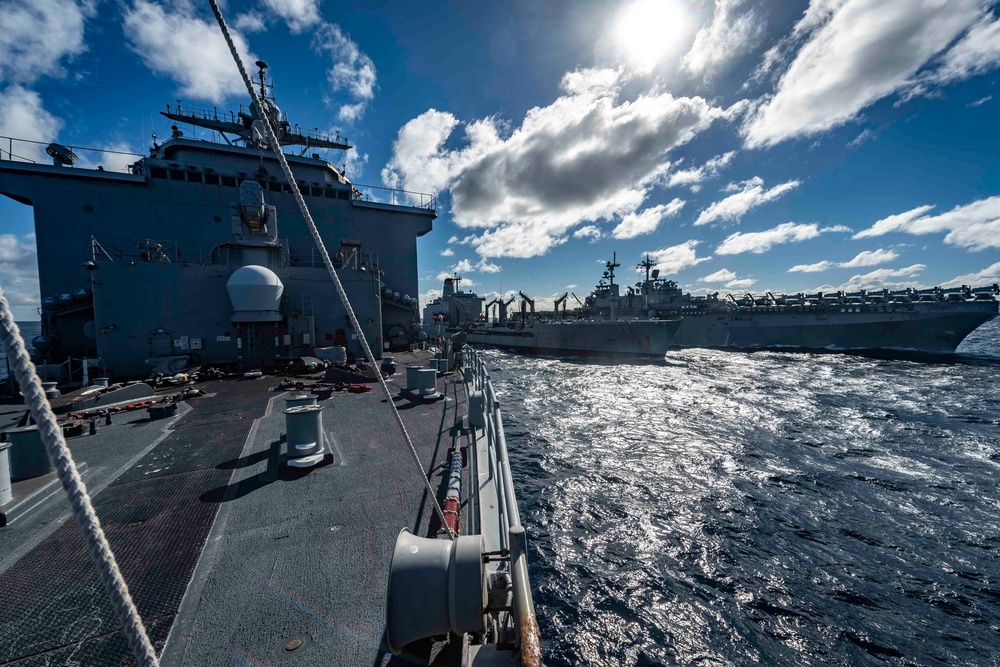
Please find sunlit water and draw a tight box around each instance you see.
[488,318,1000,666]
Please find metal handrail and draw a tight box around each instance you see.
[465,347,542,665]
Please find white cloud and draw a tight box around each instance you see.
[683,0,764,77]
[969,95,993,107]
[787,247,899,273]
[0,85,64,163]
[646,240,712,276]
[476,259,502,273]
[74,141,142,174]
[743,0,986,148]
[612,199,685,239]
[700,268,737,283]
[694,176,799,226]
[907,13,1000,98]
[725,278,756,289]
[261,0,321,33]
[832,264,926,291]
[452,259,474,273]
[573,225,603,242]
[853,197,1000,250]
[666,151,736,190]
[847,128,874,148]
[0,234,40,313]
[841,248,899,267]
[941,262,1000,288]
[717,222,827,255]
[234,11,267,33]
[788,260,833,273]
[0,0,95,85]
[382,68,729,258]
[313,22,377,122]
[123,0,257,104]
[440,248,454,257]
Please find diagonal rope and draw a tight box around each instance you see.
[0,289,160,666]
[206,0,455,540]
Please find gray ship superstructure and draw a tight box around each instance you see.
[1,62,434,378]
[422,273,485,327]
[463,261,681,357]
[583,254,999,354]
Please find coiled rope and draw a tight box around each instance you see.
[0,288,160,666]
[206,0,455,539]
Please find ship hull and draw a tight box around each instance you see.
[670,303,998,354]
[467,319,681,357]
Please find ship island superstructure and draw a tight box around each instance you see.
[0,62,434,379]
[584,254,999,354]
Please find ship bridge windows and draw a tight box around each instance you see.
[168,168,185,181]
[222,175,236,187]
[204,173,219,185]
[323,187,336,198]
[187,171,204,184]
[337,189,349,200]
[268,181,282,193]
[150,166,168,179]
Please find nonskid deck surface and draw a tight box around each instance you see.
[0,351,468,666]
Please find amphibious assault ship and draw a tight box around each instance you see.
[0,20,539,665]
[582,254,998,354]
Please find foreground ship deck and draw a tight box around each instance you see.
[0,350,521,666]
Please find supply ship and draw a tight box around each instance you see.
[582,255,999,354]
[0,14,539,665]
[432,263,681,358]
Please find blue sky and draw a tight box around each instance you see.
[2,0,1000,319]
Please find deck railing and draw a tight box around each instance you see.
[464,347,542,666]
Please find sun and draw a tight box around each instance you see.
[614,0,693,72]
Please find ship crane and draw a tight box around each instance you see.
[518,291,535,327]
[484,297,502,324]
[502,295,515,323]
[553,292,568,320]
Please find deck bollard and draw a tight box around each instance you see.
[284,404,325,468]
[5,425,53,482]
[405,367,442,400]
[284,393,316,409]
[0,442,13,506]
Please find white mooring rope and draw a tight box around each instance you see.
[0,288,160,666]
[206,0,456,539]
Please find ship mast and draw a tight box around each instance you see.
[159,60,352,152]
[606,252,620,286]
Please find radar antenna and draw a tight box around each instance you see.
[605,251,620,285]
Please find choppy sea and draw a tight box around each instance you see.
[487,318,1000,666]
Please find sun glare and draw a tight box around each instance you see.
[615,0,692,72]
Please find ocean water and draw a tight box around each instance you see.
[489,318,1000,666]
[0,321,41,381]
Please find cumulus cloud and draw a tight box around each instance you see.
[123,0,257,104]
[665,151,736,190]
[573,226,603,242]
[788,260,832,273]
[726,278,756,289]
[0,85,64,163]
[382,68,728,258]
[0,234,40,313]
[700,268,737,283]
[234,12,268,33]
[717,221,849,255]
[788,248,899,273]
[646,240,712,276]
[694,176,799,226]
[440,248,454,257]
[941,262,1000,288]
[261,0,321,32]
[313,22,377,122]
[853,197,1000,250]
[906,13,1000,99]
[744,0,987,148]
[612,199,685,239]
[0,0,95,86]
[683,0,764,77]
[828,264,927,292]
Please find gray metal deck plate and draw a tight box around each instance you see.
[169,362,470,667]
[0,381,272,665]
